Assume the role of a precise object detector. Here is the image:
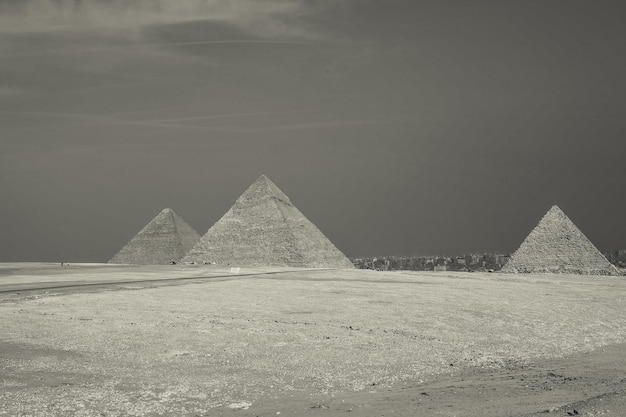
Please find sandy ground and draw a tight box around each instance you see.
[1,264,625,416]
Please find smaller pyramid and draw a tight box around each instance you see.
[502,205,619,275]
[181,175,354,268]
[109,208,200,265]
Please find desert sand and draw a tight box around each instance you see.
[1,263,625,416]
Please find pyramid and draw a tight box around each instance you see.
[109,208,200,265]
[502,205,619,275]
[181,175,354,268]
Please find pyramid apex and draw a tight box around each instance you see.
[157,208,177,220]
[255,174,273,184]
[240,174,291,205]
[548,204,562,213]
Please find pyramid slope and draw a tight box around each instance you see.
[181,175,354,268]
[502,205,619,275]
[109,208,200,265]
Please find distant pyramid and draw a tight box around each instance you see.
[109,208,200,265]
[181,175,354,268]
[502,205,619,275]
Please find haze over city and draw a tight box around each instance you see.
[1,0,625,262]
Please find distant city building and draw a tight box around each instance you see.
[351,252,511,272]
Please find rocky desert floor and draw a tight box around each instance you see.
[1,263,625,416]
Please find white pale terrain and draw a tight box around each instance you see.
[1,263,625,416]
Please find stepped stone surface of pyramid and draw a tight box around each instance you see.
[502,205,619,275]
[109,208,200,265]
[181,175,354,268]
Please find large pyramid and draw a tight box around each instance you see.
[502,205,619,275]
[109,208,200,265]
[181,175,354,268]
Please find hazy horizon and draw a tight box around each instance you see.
[1,1,625,262]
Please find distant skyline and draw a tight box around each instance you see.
[1,0,625,262]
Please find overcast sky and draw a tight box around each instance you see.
[1,0,625,262]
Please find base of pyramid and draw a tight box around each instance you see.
[501,265,620,276]
[181,257,354,269]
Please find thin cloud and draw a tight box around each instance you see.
[0,0,321,40]
[0,86,23,96]
[0,110,121,131]
[0,108,385,133]
[5,38,320,59]
[123,118,385,133]
[123,109,384,133]
[256,119,385,131]
[132,109,323,123]
[0,109,106,120]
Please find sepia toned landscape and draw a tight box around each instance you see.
[2,176,624,416]
[2,1,626,416]
[2,263,625,416]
